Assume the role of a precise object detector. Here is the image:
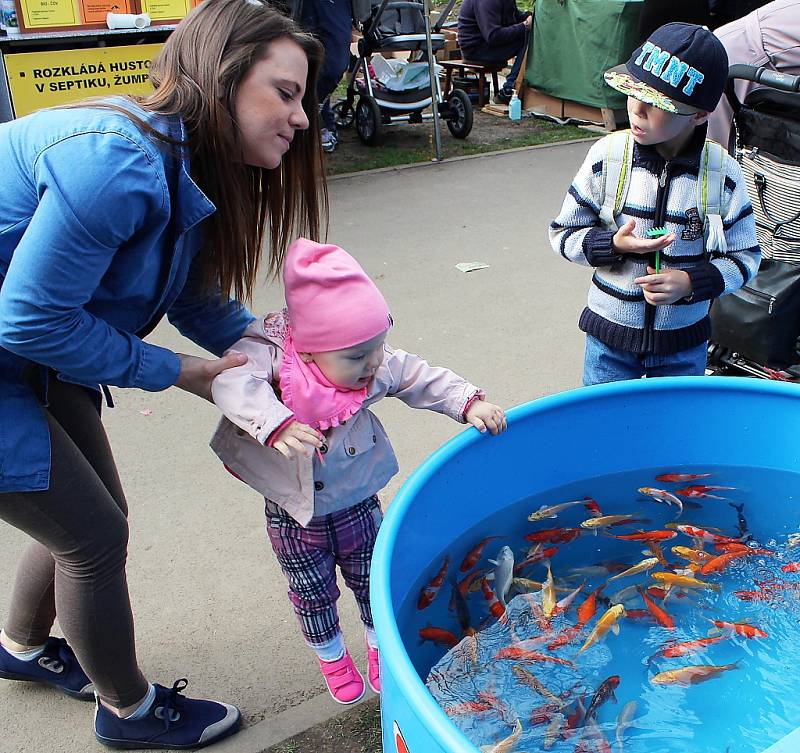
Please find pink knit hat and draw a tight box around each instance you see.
[283,238,391,352]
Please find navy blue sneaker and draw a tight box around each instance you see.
[0,635,94,700]
[94,679,241,750]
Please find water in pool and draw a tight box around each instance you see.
[405,466,800,753]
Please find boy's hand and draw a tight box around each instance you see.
[634,266,692,305]
[613,219,675,256]
[272,421,324,460]
[466,400,507,435]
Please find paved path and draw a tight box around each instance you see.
[0,137,597,752]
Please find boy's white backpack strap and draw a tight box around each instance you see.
[599,131,634,231]
[698,140,728,253]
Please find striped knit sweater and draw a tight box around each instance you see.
[549,125,761,355]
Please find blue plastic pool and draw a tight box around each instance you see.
[371,377,800,753]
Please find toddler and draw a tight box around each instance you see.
[210,238,506,704]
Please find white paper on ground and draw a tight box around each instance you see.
[455,262,490,273]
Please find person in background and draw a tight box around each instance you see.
[296,0,354,152]
[457,0,532,104]
[210,239,506,705]
[549,23,760,385]
[707,0,800,148]
[0,0,326,748]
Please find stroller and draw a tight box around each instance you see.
[706,64,800,381]
[333,0,473,145]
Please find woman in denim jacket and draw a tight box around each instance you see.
[0,1,326,748]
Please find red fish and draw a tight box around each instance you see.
[530,702,561,726]
[612,530,677,542]
[637,586,675,629]
[443,700,494,717]
[782,562,800,573]
[576,585,605,625]
[583,497,603,517]
[735,589,772,602]
[524,528,582,545]
[700,550,753,575]
[547,624,583,651]
[459,536,502,572]
[675,485,736,499]
[514,546,559,574]
[494,646,576,668]
[658,634,729,658]
[480,577,507,621]
[709,619,768,639]
[655,473,711,483]
[417,555,449,609]
[625,609,656,621]
[418,626,459,648]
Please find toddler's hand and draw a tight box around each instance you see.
[272,420,324,460]
[634,266,692,305]
[466,400,507,435]
[613,219,675,256]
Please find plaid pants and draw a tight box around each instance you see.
[264,496,383,647]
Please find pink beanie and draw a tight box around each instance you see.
[283,238,391,352]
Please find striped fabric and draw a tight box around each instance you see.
[265,496,382,646]
[549,128,761,355]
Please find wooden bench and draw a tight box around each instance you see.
[439,60,505,108]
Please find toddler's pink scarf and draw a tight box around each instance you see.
[278,331,368,431]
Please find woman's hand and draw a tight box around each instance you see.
[634,266,692,305]
[272,421,324,460]
[613,219,675,255]
[466,400,507,435]
[175,351,248,401]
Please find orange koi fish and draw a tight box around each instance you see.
[675,485,736,499]
[700,550,754,575]
[524,528,582,545]
[652,572,721,592]
[735,589,772,601]
[651,662,739,686]
[457,567,488,598]
[480,577,506,621]
[577,585,605,625]
[418,625,459,648]
[417,555,449,609]
[494,646,576,668]
[612,530,677,542]
[581,514,639,532]
[637,586,675,629]
[673,546,715,564]
[782,562,800,573]
[460,536,503,572]
[674,525,739,545]
[625,609,656,621]
[657,634,729,659]
[656,473,712,483]
[648,540,669,567]
[708,619,768,639]
[547,624,583,651]
[577,604,626,655]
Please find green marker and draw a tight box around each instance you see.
[646,226,669,274]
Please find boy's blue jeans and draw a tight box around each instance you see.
[583,335,708,386]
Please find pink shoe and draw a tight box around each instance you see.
[318,651,365,705]
[366,643,380,693]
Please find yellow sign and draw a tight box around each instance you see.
[139,0,190,21]
[19,0,79,28]
[6,44,163,117]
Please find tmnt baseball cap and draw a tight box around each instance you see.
[604,22,729,115]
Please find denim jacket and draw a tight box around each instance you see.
[0,101,254,492]
[210,312,482,525]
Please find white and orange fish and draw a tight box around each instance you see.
[674,484,736,499]
[417,555,449,609]
[639,487,683,517]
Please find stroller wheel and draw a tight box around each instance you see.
[333,100,355,129]
[446,89,473,140]
[356,96,383,146]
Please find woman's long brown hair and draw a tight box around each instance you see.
[71,0,327,302]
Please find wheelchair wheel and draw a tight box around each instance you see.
[333,99,355,129]
[446,88,473,139]
[356,96,383,146]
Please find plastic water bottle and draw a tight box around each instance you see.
[509,92,521,121]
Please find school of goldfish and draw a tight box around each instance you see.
[418,473,800,753]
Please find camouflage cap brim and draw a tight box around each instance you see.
[604,65,701,116]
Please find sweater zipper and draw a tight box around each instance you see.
[643,163,670,353]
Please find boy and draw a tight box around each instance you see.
[549,23,761,385]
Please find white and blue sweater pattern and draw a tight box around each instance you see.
[549,128,761,355]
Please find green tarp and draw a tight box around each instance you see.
[525,0,644,110]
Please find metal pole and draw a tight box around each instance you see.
[422,0,443,161]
